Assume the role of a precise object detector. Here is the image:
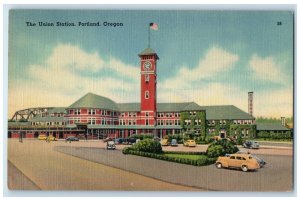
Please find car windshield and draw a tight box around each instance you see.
[108,141,115,145]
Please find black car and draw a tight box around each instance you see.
[243,141,260,149]
[114,138,124,144]
[65,136,79,142]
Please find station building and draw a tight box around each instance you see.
[8,47,261,140]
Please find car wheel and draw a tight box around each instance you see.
[216,162,222,169]
[242,165,248,172]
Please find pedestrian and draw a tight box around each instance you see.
[46,136,50,143]
[19,133,23,143]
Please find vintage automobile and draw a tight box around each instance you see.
[114,138,125,144]
[161,139,169,146]
[215,153,260,172]
[47,135,56,141]
[236,151,266,167]
[38,134,47,140]
[183,140,196,147]
[106,141,116,150]
[65,136,79,142]
[243,141,260,149]
[170,139,178,146]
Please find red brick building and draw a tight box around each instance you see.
[8,48,258,140]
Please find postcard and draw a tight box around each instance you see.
[7,8,294,192]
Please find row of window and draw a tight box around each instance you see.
[233,120,254,125]
[184,119,202,125]
[71,118,115,125]
[31,122,66,126]
[121,112,137,117]
[157,112,180,118]
[119,119,136,126]
[157,119,180,126]
[71,109,117,116]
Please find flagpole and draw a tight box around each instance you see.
[148,24,150,48]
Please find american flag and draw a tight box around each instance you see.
[149,23,158,30]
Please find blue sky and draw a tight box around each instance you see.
[8,10,294,118]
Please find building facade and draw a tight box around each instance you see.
[9,48,261,140]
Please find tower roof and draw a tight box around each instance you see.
[138,47,159,59]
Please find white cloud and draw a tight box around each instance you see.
[158,47,293,118]
[9,43,140,117]
[9,44,293,119]
[160,46,239,90]
[249,54,287,84]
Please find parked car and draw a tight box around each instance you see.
[47,135,56,141]
[161,139,169,146]
[183,140,196,147]
[65,136,79,142]
[122,138,136,145]
[38,134,47,140]
[170,139,178,146]
[153,136,161,142]
[106,141,116,150]
[215,153,260,172]
[243,141,260,149]
[235,151,266,167]
[114,138,124,144]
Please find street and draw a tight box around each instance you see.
[7,139,293,191]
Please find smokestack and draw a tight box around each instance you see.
[281,117,286,126]
[248,92,253,116]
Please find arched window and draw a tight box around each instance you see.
[145,91,149,99]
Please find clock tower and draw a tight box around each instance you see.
[138,48,159,126]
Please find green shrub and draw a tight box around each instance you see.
[122,147,133,154]
[130,134,153,140]
[197,157,208,166]
[206,145,224,158]
[257,131,270,139]
[206,139,238,158]
[215,139,239,154]
[131,139,162,154]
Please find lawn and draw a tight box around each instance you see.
[164,153,207,160]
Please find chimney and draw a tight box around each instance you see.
[248,92,253,116]
[281,117,286,126]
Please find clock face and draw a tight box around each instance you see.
[143,61,152,70]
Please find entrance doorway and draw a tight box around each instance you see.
[219,129,226,139]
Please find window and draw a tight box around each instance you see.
[89,109,96,115]
[185,119,191,125]
[230,156,235,160]
[145,91,149,99]
[145,112,149,117]
[145,74,149,82]
[75,109,81,115]
[146,119,149,125]
[236,156,242,160]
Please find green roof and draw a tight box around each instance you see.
[8,122,31,127]
[201,105,255,120]
[47,107,67,114]
[117,103,140,112]
[69,93,118,111]
[138,48,159,59]
[116,102,203,112]
[28,116,66,122]
[256,123,290,131]
[157,102,202,112]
